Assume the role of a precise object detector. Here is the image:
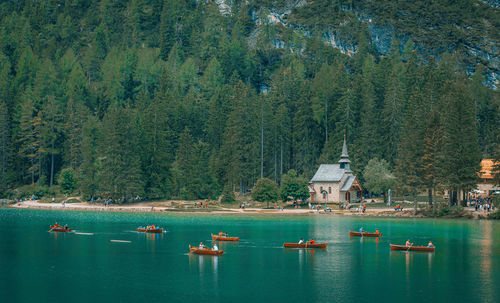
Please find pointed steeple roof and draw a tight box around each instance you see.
[341,132,349,158]
[338,131,351,172]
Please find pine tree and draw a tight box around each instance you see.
[40,95,63,187]
[141,96,175,199]
[79,115,102,200]
[357,55,382,174]
[220,80,259,194]
[440,78,481,206]
[395,85,425,213]
[16,95,42,185]
[172,128,195,199]
[0,101,10,193]
[64,98,89,170]
[381,61,406,165]
[100,106,144,202]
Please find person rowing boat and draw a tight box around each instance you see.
[406,239,413,247]
[298,238,304,244]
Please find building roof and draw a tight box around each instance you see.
[479,159,497,180]
[340,176,355,191]
[310,164,347,182]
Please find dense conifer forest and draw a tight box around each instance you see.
[0,0,498,204]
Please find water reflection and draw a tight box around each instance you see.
[480,221,493,302]
[137,231,163,254]
[187,252,220,300]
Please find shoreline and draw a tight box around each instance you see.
[5,200,492,219]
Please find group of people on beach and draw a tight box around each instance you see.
[472,197,494,212]
[194,201,208,208]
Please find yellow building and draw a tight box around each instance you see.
[477,159,499,196]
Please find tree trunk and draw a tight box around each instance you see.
[461,190,467,207]
[428,188,433,206]
[31,158,34,185]
[50,151,54,187]
[448,189,454,206]
[38,157,42,184]
[413,188,417,215]
[280,141,283,186]
[433,186,437,214]
[260,100,264,179]
[325,98,328,144]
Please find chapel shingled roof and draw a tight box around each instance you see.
[310,164,346,182]
[341,176,355,191]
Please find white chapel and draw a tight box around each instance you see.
[309,137,363,203]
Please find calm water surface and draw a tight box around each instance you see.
[0,208,499,303]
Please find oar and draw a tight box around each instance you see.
[191,245,207,254]
[406,244,413,252]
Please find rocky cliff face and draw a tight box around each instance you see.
[212,0,499,88]
[482,0,500,8]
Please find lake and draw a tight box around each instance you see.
[0,208,499,302]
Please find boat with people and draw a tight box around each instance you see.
[189,245,224,255]
[49,224,72,232]
[349,231,382,237]
[283,242,327,248]
[211,233,239,241]
[390,244,435,252]
[137,225,163,233]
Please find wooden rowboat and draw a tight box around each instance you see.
[390,244,435,252]
[189,245,224,255]
[283,242,327,248]
[211,233,239,241]
[137,227,163,233]
[50,225,72,232]
[349,231,382,237]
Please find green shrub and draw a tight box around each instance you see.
[488,211,500,220]
[221,184,236,203]
[58,168,77,194]
[423,204,468,218]
[15,184,57,199]
[492,195,500,209]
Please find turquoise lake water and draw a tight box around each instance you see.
[0,208,499,302]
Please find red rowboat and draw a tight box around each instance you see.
[137,227,163,233]
[283,242,328,248]
[211,233,239,241]
[50,225,72,232]
[349,231,382,237]
[390,244,435,252]
[189,245,224,255]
